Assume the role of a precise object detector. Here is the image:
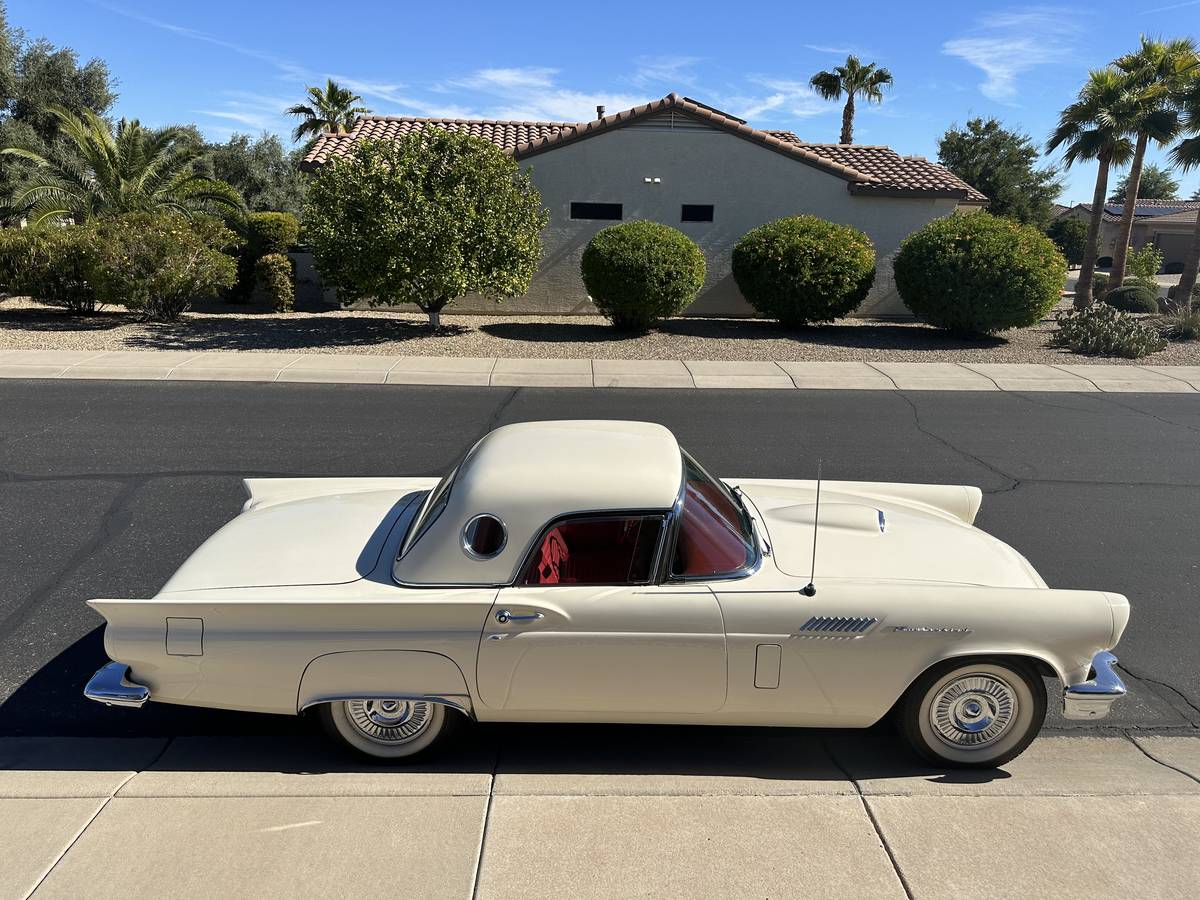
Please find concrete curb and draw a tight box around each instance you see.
[0,349,1198,391]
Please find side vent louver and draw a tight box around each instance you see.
[795,616,878,640]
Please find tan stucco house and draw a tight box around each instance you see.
[1056,199,1200,272]
[302,93,987,316]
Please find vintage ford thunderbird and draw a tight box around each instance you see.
[85,420,1128,767]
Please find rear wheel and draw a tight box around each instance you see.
[318,699,458,761]
[898,659,1045,768]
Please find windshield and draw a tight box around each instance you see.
[671,450,757,578]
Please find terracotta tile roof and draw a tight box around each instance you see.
[302,92,987,203]
[302,117,575,167]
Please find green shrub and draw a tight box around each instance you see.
[1165,282,1199,312]
[731,216,874,327]
[1091,271,1110,300]
[255,252,294,312]
[0,226,101,313]
[191,213,247,257]
[1051,304,1166,358]
[894,212,1065,334]
[1103,284,1159,314]
[88,213,237,321]
[1127,244,1163,280]
[232,211,299,302]
[1158,310,1200,342]
[580,221,705,331]
[1045,217,1088,266]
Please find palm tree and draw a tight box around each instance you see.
[809,55,893,144]
[1107,36,1198,286]
[286,79,370,143]
[0,106,244,226]
[1168,76,1200,312]
[1047,68,1136,308]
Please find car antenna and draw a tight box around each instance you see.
[801,459,822,597]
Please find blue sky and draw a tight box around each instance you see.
[12,0,1200,202]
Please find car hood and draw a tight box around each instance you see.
[734,480,1046,589]
[158,488,423,593]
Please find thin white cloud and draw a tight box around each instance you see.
[1141,0,1200,11]
[943,7,1080,103]
[716,77,842,122]
[630,56,703,88]
[434,66,648,122]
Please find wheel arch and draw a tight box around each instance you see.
[879,650,1059,723]
[296,649,476,719]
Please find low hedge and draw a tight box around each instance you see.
[0,226,100,313]
[1103,284,1158,314]
[233,211,299,302]
[731,216,875,326]
[894,213,1065,334]
[580,221,705,331]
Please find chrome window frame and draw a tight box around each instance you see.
[660,448,762,584]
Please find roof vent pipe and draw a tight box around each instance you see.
[596,105,605,119]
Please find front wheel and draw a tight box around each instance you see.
[898,658,1046,768]
[318,698,459,761]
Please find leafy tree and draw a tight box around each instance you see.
[304,130,548,329]
[1108,162,1180,201]
[1046,216,1089,266]
[286,79,369,143]
[1046,68,1136,307]
[809,55,893,144]
[0,3,116,204]
[1107,36,1196,286]
[202,133,306,215]
[0,106,244,224]
[1169,76,1200,310]
[939,118,1064,227]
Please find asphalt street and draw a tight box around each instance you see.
[0,379,1197,740]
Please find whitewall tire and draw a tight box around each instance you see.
[319,698,458,761]
[899,659,1046,768]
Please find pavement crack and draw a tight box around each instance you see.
[1090,393,1200,437]
[0,477,147,641]
[895,392,1020,493]
[1122,730,1200,786]
[1118,662,1200,723]
[469,746,500,900]
[821,737,915,900]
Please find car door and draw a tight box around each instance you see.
[475,513,727,717]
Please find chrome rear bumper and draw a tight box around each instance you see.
[1062,651,1125,720]
[84,662,150,708]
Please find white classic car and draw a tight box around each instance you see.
[85,420,1127,768]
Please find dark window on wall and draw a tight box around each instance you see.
[570,202,623,220]
[681,204,714,222]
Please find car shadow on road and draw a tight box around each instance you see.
[0,629,1013,785]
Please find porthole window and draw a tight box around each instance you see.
[462,514,507,559]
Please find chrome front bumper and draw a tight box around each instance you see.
[1062,651,1125,720]
[84,662,150,708]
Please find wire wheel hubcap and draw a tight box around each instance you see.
[930,674,1017,749]
[345,699,433,745]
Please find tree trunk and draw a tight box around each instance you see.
[840,94,855,144]
[1074,150,1113,310]
[423,296,450,331]
[1109,132,1149,287]
[1174,210,1200,314]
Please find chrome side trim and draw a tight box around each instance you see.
[1062,651,1126,720]
[300,692,475,718]
[83,661,150,708]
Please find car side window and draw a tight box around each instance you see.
[521,515,665,586]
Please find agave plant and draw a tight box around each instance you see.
[1,106,245,226]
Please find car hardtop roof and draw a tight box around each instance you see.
[393,420,684,586]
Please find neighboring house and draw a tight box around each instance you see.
[1056,199,1200,272]
[302,93,987,316]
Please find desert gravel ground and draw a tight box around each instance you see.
[3,296,1198,364]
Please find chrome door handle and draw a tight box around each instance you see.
[495,610,543,624]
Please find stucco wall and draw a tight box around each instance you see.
[317,121,962,317]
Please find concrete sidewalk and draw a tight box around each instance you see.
[3,730,1198,899]
[1,349,1199,391]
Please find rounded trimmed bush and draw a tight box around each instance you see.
[894,212,1066,334]
[581,221,705,331]
[1103,283,1158,314]
[232,211,300,302]
[256,253,294,312]
[1091,271,1110,300]
[731,215,875,326]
